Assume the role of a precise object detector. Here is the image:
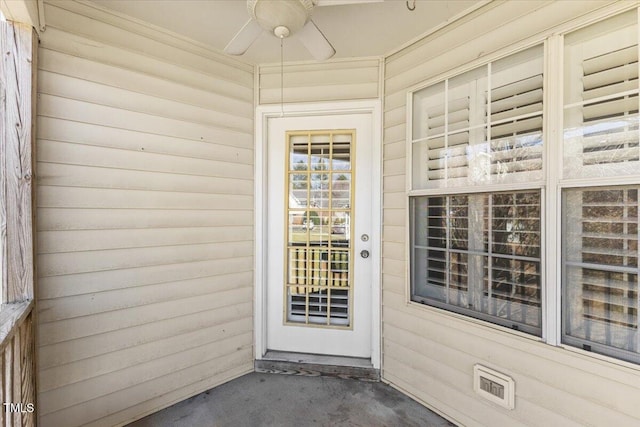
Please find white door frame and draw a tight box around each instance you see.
[255,100,382,369]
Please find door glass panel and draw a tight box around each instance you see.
[331,172,351,209]
[332,134,352,170]
[330,211,350,242]
[290,135,309,170]
[289,173,308,208]
[286,131,354,327]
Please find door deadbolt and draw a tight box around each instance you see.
[361,234,369,242]
[360,250,370,259]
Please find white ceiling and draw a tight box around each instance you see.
[89,0,481,64]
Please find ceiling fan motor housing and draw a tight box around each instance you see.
[248,0,314,36]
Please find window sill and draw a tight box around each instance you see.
[0,300,34,348]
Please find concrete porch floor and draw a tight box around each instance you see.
[127,372,455,426]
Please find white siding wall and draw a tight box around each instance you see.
[382,1,640,426]
[35,2,254,426]
[259,58,380,104]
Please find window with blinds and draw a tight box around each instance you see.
[562,11,640,364]
[409,46,544,336]
[409,9,640,364]
[490,53,544,182]
[564,11,640,179]
[411,190,542,335]
[411,45,543,189]
[563,186,639,363]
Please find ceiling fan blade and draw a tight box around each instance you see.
[297,20,336,61]
[224,19,264,55]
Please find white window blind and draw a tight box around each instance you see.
[564,11,640,178]
[411,45,543,189]
[563,187,639,363]
[561,11,640,364]
[408,8,640,366]
[411,191,542,335]
[490,61,544,179]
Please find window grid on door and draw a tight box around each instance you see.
[284,130,355,328]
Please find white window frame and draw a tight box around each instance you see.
[557,8,640,365]
[409,190,545,335]
[405,5,640,367]
[406,44,548,339]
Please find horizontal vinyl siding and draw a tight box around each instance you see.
[259,58,380,104]
[35,2,254,426]
[381,1,640,426]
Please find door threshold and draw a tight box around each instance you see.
[262,351,372,368]
[256,351,379,381]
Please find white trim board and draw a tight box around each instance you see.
[254,99,382,369]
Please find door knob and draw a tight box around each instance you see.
[360,250,370,259]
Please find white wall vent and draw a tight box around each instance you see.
[473,364,515,410]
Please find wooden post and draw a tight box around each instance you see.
[0,20,36,304]
[0,19,37,427]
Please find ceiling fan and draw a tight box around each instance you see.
[224,0,383,61]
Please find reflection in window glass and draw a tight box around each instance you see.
[411,191,542,335]
[411,45,544,189]
[563,10,639,179]
[563,186,639,363]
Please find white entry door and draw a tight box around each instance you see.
[266,113,374,358]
